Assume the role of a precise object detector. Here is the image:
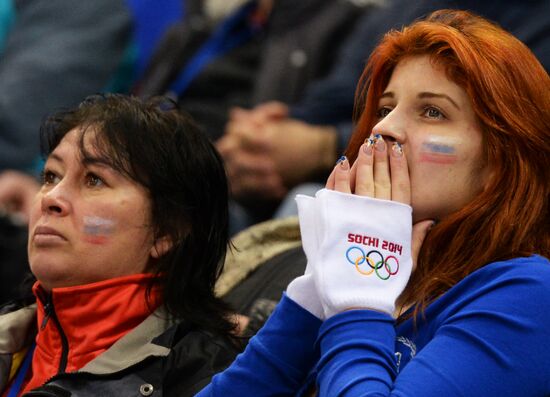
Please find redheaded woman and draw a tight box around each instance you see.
[199,9,550,397]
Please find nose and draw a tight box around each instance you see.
[41,185,71,216]
[371,107,407,144]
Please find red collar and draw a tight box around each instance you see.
[23,274,161,394]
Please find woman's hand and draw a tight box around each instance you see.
[287,135,433,319]
[303,135,432,318]
[326,135,433,271]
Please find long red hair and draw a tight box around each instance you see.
[345,10,550,317]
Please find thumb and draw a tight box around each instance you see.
[411,220,434,271]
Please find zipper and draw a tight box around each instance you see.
[37,292,70,374]
[40,302,52,330]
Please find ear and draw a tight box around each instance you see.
[150,236,173,259]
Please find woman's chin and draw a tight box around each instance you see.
[30,261,72,290]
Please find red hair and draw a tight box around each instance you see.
[345,10,550,317]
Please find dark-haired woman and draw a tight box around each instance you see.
[0,94,239,396]
[198,9,550,397]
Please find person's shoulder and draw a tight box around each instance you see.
[479,254,550,283]
[428,255,550,319]
[446,255,550,312]
[168,322,241,361]
[469,254,550,292]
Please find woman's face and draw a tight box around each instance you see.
[372,55,491,222]
[28,128,157,290]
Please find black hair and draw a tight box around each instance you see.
[40,93,235,336]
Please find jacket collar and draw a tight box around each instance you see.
[80,306,176,374]
[20,274,161,394]
[0,303,176,373]
[32,274,162,373]
[0,293,178,396]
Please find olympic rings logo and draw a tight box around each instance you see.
[345,246,399,280]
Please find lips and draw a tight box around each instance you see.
[33,225,67,242]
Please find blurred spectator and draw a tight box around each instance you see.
[1,1,118,172]
[136,0,372,141]
[133,0,376,233]
[0,0,182,173]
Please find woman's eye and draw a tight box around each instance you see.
[42,170,60,186]
[377,107,392,118]
[423,106,445,120]
[85,173,104,187]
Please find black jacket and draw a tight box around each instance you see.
[0,303,240,397]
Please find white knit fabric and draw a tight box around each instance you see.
[313,189,412,318]
[285,194,325,319]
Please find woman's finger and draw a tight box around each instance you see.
[354,139,375,197]
[348,154,358,193]
[389,142,411,205]
[333,156,352,193]
[325,165,336,190]
[373,135,391,200]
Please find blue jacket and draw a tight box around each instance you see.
[199,255,550,396]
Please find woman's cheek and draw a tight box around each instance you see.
[407,137,460,190]
[406,139,458,221]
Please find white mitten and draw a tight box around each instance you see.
[313,189,412,318]
[286,194,324,319]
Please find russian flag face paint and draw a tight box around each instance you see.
[82,215,115,245]
[419,141,457,164]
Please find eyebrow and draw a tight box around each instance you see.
[82,157,112,168]
[418,92,460,110]
[82,157,121,176]
[48,153,111,168]
[47,152,121,178]
[379,91,461,110]
[48,153,64,163]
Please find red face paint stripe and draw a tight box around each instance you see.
[83,236,109,245]
[419,152,458,164]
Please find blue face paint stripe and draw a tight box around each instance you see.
[82,216,115,236]
[421,142,456,154]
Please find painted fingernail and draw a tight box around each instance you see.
[337,156,349,169]
[363,139,374,155]
[336,155,347,165]
[375,135,386,152]
[392,142,403,157]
